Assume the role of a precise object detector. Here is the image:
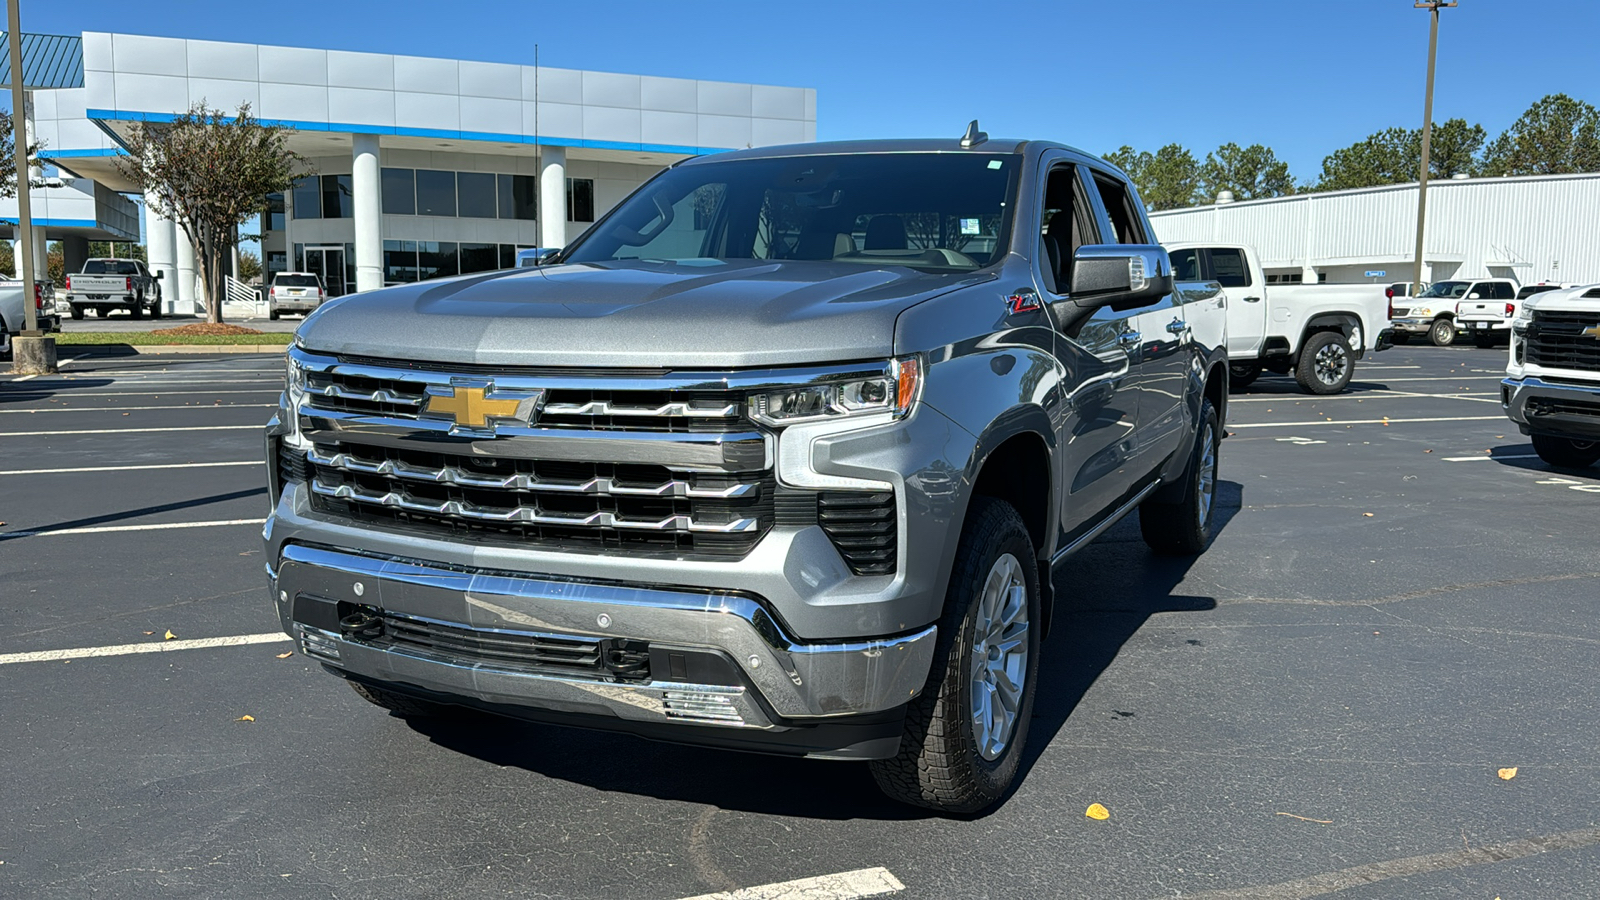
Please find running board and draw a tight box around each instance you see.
[1049,480,1162,567]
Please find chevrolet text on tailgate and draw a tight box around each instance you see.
[265,127,1230,812]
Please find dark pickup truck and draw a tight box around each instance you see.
[264,126,1229,813]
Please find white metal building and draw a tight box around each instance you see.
[1149,173,1600,288]
[3,31,817,313]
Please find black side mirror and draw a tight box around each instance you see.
[1070,244,1174,310]
[154,270,164,280]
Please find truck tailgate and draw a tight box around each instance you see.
[1457,300,1508,322]
[69,275,129,294]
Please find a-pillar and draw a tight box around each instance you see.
[539,144,567,250]
[351,134,381,293]
[175,230,199,316]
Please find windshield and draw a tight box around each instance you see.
[1418,280,1470,299]
[563,153,1019,273]
[274,274,320,288]
[83,260,139,275]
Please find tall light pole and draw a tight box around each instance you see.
[1411,1,1457,294]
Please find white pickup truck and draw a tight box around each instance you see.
[1391,277,1518,347]
[0,278,59,361]
[1503,283,1600,468]
[65,258,163,320]
[1167,243,1394,394]
[1458,282,1573,348]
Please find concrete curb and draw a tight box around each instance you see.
[62,344,290,356]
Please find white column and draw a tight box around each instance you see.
[539,145,567,250]
[175,229,199,315]
[30,228,47,275]
[351,134,382,293]
[144,196,178,314]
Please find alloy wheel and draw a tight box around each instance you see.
[970,552,1030,762]
[1314,342,1349,386]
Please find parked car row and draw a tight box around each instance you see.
[1390,278,1575,349]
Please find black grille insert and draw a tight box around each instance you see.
[818,490,897,576]
[1527,310,1600,373]
[373,610,651,682]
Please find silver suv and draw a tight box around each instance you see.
[264,133,1229,812]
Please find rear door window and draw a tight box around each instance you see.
[1169,248,1201,282]
[1207,249,1252,287]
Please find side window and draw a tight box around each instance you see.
[1494,282,1516,300]
[1169,248,1201,282]
[1038,164,1097,294]
[1090,172,1148,244]
[1209,248,1252,287]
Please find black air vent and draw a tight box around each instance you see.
[818,491,897,576]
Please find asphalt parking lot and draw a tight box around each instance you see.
[2,343,1597,900]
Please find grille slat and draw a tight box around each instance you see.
[818,491,897,576]
[376,612,652,682]
[1527,310,1600,373]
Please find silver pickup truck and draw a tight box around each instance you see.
[0,278,59,360]
[65,258,163,320]
[264,131,1230,813]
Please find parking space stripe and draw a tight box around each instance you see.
[0,461,264,475]
[1443,454,1540,462]
[0,518,266,540]
[1231,415,1504,429]
[0,403,275,414]
[3,424,262,436]
[0,632,290,666]
[7,389,282,397]
[676,868,905,900]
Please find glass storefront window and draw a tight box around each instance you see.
[499,244,516,269]
[417,241,459,280]
[291,177,320,219]
[383,240,418,284]
[498,174,538,221]
[458,172,497,218]
[265,193,285,232]
[567,178,595,222]
[382,168,416,215]
[322,174,353,218]
[416,170,457,217]
[459,242,499,274]
[293,243,305,271]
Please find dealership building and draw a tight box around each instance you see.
[1149,172,1600,288]
[2,31,816,313]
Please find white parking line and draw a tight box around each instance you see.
[3,424,263,436]
[1443,454,1540,462]
[14,373,38,381]
[0,461,264,475]
[0,632,290,666]
[10,389,282,398]
[1228,413,1504,425]
[0,518,266,540]
[1367,375,1505,382]
[0,403,275,414]
[677,868,904,900]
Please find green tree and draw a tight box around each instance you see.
[1480,93,1600,176]
[114,102,307,323]
[0,109,43,199]
[1199,143,1295,202]
[87,241,147,262]
[1315,119,1487,191]
[0,241,12,278]
[238,249,263,283]
[1106,144,1202,211]
[46,241,63,287]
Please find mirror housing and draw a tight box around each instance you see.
[1070,244,1174,310]
[1467,292,1481,300]
[154,270,164,280]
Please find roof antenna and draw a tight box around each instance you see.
[960,120,988,149]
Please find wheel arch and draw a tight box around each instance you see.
[959,410,1058,634]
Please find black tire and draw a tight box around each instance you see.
[269,306,280,321]
[1140,398,1221,555]
[1472,332,1497,349]
[1294,331,1354,394]
[1228,362,1260,391]
[148,299,162,320]
[1531,433,1600,469]
[870,496,1041,814]
[0,316,11,361]
[348,680,459,718]
[1429,317,1456,346]
[69,305,84,320]
[129,304,143,320]
[1391,332,1411,345]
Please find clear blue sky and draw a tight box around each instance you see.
[17,0,1600,182]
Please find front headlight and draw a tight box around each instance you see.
[1415,307,1432,317]
[748,357,921,427]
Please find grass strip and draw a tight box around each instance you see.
[54,332,296,346]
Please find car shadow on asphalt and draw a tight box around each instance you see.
[0,378,117,403]
[3,487,267,534]
[1489,443,1600,478]
[402,481,1243,821]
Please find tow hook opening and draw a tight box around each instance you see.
[338,605,385,641]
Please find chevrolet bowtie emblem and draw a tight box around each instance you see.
[422,383,544,431]
[1583,325,1600,340]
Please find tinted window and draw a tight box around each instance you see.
[381,168,415,215]
[567,177,595,222]
[458,172,497,218]
[1091,173,1147,244]
[383,240,418,284]
[1169,248,1201,282]
[498,174,537,220]
[321,174,352,218]
[564,153,1018,273]
[82,260,140,275]
[1419,280,1470,299]
[1209,249,1252,287]
[416,170,457,217]
[1492,282,1516,300]
[417,241,458,279]
[459,242,499,274]
[291,176,320,219]
[274,274,320,288]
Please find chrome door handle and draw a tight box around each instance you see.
[1242,296,1262,303]
[1166,320,1189,334]
[1118,331,1143,345]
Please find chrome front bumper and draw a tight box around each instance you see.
[269,544,935,743]
[1502,375,1600,440]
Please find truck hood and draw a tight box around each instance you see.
[1524,283,1600,314]
[296,260,991,369]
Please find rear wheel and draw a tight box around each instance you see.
[1472,332,1496,349]
[1429,317,1456,346]
[1228,362,1260,391]
[1140,398,1220,555]
[1294,331,1354,394]
[0,317,11,361]
[129,303,143,320]
[268,304,280,321]
[870,496,1040,814]
[1531,433,1600,469]
[69,305,84,320]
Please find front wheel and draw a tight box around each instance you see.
[1429,317,1456,346]
[1532,433,1600,469]
[1228,362,1261,391]
[129,303,143,320]
[1295,331,1354,394]
[1140,398,1221,555]
[870,496,1040,814]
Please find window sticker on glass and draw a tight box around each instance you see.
[960,218,981,235]
[987,160,1003,170]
